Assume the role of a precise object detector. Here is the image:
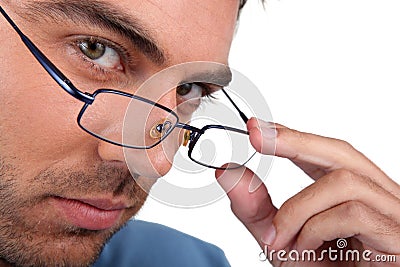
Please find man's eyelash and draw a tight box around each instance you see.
[194,82,218,99]
[71,36,135,74]
[193,83,219,112]
[78,54,111,74]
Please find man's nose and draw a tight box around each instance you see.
[97,129,125,163]
[94,90,179,178]
[124,90,181,179]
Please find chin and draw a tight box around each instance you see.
[1,207,138,267]
[1,225,116,267]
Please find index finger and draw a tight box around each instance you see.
[247,117,400,196]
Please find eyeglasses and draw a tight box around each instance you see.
[0,6,256,170]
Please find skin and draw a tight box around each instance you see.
[2,0,399,267]
[216,118,400,266]
[0,0,239,266]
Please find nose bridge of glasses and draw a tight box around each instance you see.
[120,91,182,148]
[137,89,181,143]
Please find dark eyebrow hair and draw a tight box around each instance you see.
[21,0,166,65]
[186,68,233,88]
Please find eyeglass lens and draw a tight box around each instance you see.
[190,127,255,168]
[79,91,178,149]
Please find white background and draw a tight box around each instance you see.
[137,1,400,266]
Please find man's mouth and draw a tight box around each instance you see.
[50,196,129,231]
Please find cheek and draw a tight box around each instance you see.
[124,142,177,179]
[0,42,86,172]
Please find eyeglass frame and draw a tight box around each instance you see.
[0,5,254,170]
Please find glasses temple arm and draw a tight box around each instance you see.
[221,88,248,123]
[175,123,203,132]
[0,6,93,104]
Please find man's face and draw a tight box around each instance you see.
[0,0,238,266]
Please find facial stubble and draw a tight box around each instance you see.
[0,157,148,267]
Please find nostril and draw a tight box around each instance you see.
[97,139,126,163]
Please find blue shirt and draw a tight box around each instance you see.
[93,220,231,267]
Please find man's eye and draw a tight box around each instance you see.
[78,38,123,70]
[176,83,213,116]
[177,83,203,100]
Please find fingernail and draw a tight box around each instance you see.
[260,125,277,139]
[261,225,276,246]
[258,120,273,128]
[248,118,272,130]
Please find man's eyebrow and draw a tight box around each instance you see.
[185,67,233,87]
[22,0,166,65]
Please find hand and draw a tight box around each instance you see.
[215,118,400,266]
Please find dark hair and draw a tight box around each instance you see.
[239,0,248,10]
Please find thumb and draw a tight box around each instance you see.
[215,165,278,247]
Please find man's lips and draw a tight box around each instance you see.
[77,198,129,210]
[51,196,128,231]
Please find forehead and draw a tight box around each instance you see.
[18,0,240,65]
[121,0,239,63]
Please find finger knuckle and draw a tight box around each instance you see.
[296,215,325,251]
[342,201,367,219]
[334,138,355,152]
[243,199,262,220]
[302,216,319,236]
[230,197,267,223]
[330,169,360,189]
[277,198,297,226]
